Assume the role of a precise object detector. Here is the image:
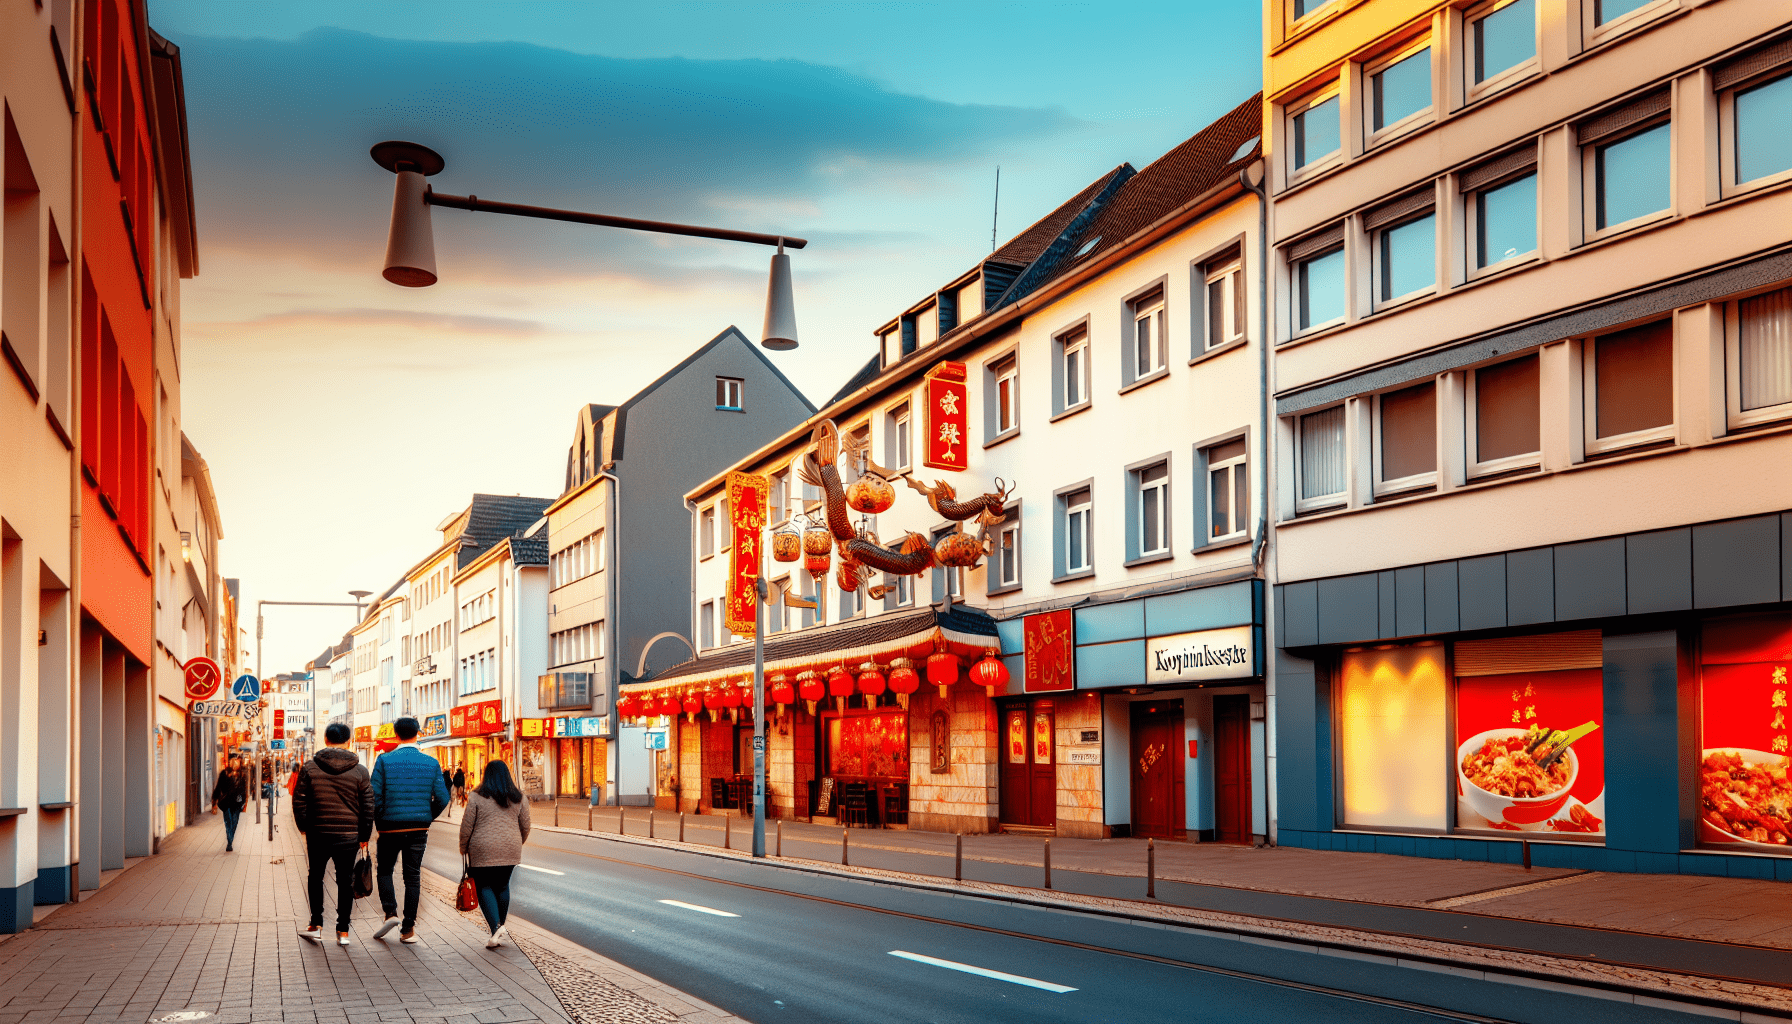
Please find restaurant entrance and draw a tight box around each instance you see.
[1129,699,1184,838]
[1213,694,1252,843]
[999,699,1056,830]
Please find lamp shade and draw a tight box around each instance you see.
[382,170,437,287]
[761,248,798,350]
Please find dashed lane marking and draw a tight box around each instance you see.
[516,864,566,875]
[888,950,1077,993]
[659,899,739,917]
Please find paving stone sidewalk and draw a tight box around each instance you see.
[0,812,743,1024]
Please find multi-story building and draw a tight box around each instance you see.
[348,609,383,761]
[540,327,814,804]
[151,435,223,834]
[625,101,1270,838]
[1264,0,1792,875]
[405,545,455,723]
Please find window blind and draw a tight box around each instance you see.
[1459,145,1539,193]
[1713,36,1792,92]
[1287,223,1346,263]
[1455,630,1602,676]
[1363,188,1436,231]
[1298,406,1346,500]
[1739,286,1792,411]
[1577,90,1670,147]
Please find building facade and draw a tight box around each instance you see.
[1265,0,1792,877]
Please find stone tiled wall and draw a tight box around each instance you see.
[908,685,998,834]
[677,716,702,815]
[1054,692,1106,839]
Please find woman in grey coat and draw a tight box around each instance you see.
[458,760,531,947]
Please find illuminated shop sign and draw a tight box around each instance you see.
[1145,626,1255,684]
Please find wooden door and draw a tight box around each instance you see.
[1213,694,1252,844]
[1130,701,1184,838]
[999,700,1058,828]
[1028,703,1055,828]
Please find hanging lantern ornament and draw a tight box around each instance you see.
[888,657,920,709]
[770,673,795,715]
[827,665,855,713]
[772,524,801,563]
[797,669,824,716]
[803,523,834,556]
[615,693,636,721]
[934,528,984,569]
[655,692,677,718]
[970,649,1010,700]
[857,660,887,700]
[846,474,896,515]
[681,688,702,722]
[926,651,960,700]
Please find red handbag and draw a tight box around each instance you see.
[456,864,478,912]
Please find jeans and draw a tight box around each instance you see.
[376,830,430,932]
[469,864,515,934]
[305,833,360,932]
[219,808,241,847]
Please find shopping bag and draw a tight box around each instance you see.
[352,851,374,899]
[455,865,478,912]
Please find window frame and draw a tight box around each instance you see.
[995,357,1018,434]
[1464,0,1540,104]
[1362,37,1436,150]
[1463,166,1540,278]
[992,512,1022,594]
[1063,488,1093,578]
[1725,289,1792,431]
[1581,324,1677,456]
[1582,117,1673,242]
[1129,286,1168,383]
[1293,243,1348,335]
[715,375,744,411]
[1288,0,1337,29]
[699,504,717,561]
[1372,382,1441,497]
[1718,66,1792,199]
[887,403,912,472]
[1055,325,1092,416]
[1203,257,1247,352]
[1202,441,1249,545]
[1465,356,1544,478]
[1124,457,1172,564]
[1285,85,1344,184]
[1370,210,1439,311]
[1583,0,1678,50]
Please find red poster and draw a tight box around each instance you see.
[1699,615,1792,850]
[452,699,504,737]
[724,471,768,637]
[1454,669,1605,836]
[923,361,968,471]
[1023,609,1075,693]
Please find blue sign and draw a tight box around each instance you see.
[643,730,668,751]
[270,740,286,750]
[231,674,261,702]
[557,716,610,738]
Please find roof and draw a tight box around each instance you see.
[508,530,548,567]
[823,354,882,408]
[609,326,815,464]
[991,166,1132,269]
[457,493,555,570]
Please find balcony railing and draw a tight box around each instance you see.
[539,671,592,711]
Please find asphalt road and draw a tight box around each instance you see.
[421,821,1721,1024]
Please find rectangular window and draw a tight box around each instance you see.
[1060,329,1089,410]
[1064,489,1092,575]
[700,505,716,559]
[1205,258,1246,350]
[1338,646,1448,831]
[1206,441,1248,542]
[1369,44,1432,137]
[1472,172,1537,270]
[1131,288,1166,379]
[1297,406,1346,511]
[1729,70,1792,190]
[997,519,1020,589]
[719,497,729,550]
[994,357,1018,434]
[716,376,743,410]
[1375,213,1436,306]
[1593,121,1670,231]
[1731,286,1792,427]
[1130,462,1170,556]
[1292,0,1331,19]
[1587,319,1674,452]
[1594,0,1654,25]
[895,573,913,606]
[1296,247,1346,331]
[1377,381,1437,493]
[1470,0,1535,88]
[889,405,911,470]
[1290,92,1340,174]
[1468,354,1540,475]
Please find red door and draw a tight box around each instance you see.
[999,700,1057,828]
[1130,701,1184,838]
[1213,695,1252,844]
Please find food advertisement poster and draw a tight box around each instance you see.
[1454,669,1605,837]
[1700,615,1792,851]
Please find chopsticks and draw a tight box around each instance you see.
[1524,721,1601,770]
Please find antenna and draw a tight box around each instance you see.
[990,166,1001,252]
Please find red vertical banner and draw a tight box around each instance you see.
[724,471,768,637]
[1023,609,1075,693]
[923,360,968,471]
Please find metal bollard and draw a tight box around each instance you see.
[618,806,626,836]
[649,810,655,840]
[776,819,782,857]
[955,833,963,881]
[1044,838,1052,890]
[679,811,685,842]
[554,801,561,828]
[586,804,592,831]
[724,815,731,850]
[842,827,849,866]
[1521,839,1531,870]
[1147,837,1155,899]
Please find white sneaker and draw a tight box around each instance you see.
[485,931,502,948]
[299,926,324,943]
[372,916,401,940]
[496,924,511,944]
[337,932,352,946]
[400,930,421,944]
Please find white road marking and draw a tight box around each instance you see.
[659,899,739,917]
[516,864,564,875]
[887,950,1077,993]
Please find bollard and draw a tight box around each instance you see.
[679,812,686,843]
[1147,837,1156,899]
[1044,838,1052,890]
[724,815,731,850]
[1521,839,1531,870]
[618,806,626,836]
[555,801,561,828]
[586,804,593,831]
[649,810,655,840]
[776,819,782,858]
[842,827,849,866]
[955,833,963,881]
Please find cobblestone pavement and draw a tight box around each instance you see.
[0,812,743,1024]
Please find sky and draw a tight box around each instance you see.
[153,0,1263,677]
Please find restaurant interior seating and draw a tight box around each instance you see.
[840,782,870,828]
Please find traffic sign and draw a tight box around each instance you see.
[643,730,668,751]
[183,657,223,702]
[271,740,286,750]
[231,674,261,703]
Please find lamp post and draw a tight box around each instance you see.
[368,140,805,349]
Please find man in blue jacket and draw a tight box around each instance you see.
[370,716,451,942]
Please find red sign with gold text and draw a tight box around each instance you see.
[724,471,768,637]
[1699,615,1792,850]
[451,699,505,737]
[183,656,223,702]
[923,361,968,471]
[1023,609,1075,693]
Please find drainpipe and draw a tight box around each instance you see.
[67,1,87,898]
[597,463,621,805]
[1238,159,1277,847]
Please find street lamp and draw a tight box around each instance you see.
[369,140,805,349]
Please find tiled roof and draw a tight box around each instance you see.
[641,604,998,685]
[990,165,1132,268]
[508,530,549,567]
[458,493,554,569]
[824,354,882,408]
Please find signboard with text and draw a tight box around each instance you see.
[189,700,253,719]
[451,699,505,737]
[555,716,610,738]
[419,713,449,740]
[1023,609,1075,693]
[1145,626,1256,685]
[724,471,768,637]
[922,360,968,471]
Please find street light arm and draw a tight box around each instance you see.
[424,191,807,249]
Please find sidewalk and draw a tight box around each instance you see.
[0,812,742,1024]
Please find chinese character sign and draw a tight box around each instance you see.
[724,471,768,637]
[923,360,968,471]
[1023,609,1075,693]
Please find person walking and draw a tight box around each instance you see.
[458,760,530,948]
[452,765,466,807]
[443,766,455,808]
[292,722,373,947]
[210,758,248,852]
[369,717,450,943]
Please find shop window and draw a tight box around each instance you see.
[1290,229,1346,333]
[1374,381,1437,495]
[1467,0,1537,98]
[1698,615,1792,850]
[1128,285,1167,383]
[1718,55,1792,195]
[1295,405,1347,513]
[1287,88,1341,179]
[1467,353,1541,476]
[1367,193,1436,309]
[1203,250,1246,352]
[1729,286,1792,429]
[1365,40,1432,146]
[1338,645,1448,831]
[1580,94,1671,237]
[1585,319,1674,454]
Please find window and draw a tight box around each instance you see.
[990,355,1018,437]
[1130,287,1167,380]
[1062,488,1092,576]
[1204,441,1248,542]
[700,505,716,559]
[1467,354,1541,475]
[769,471,788,524]
[1373,210,1436,307]
[1136,462,1170,556]
[1730,286,1792,428]
[1593,0,1657,26]
[1292,234,1346,332]
[1204,257,1246,350]
[1288,90,1341,176]
[1376,381,1437,494]
[719,497,730,550]
[930,526,962,602]
[887,404,911,471]
[1468,0,1535,91]
[1584,99,1670,234]
[1291,0,1332,20]
[1059,327,1089,411]
[716,376,743,410]
[1367,42,1432,141]
[1463,158,1537,272]
[767,581,785,634]
[1721,65,1792,192]
[1585,320,1674,453]
[994,517,1020,591]
[894,573,913,607]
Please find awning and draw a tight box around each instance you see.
[620,604,999,700]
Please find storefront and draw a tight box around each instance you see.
[515,719,552,797]
[450,698,505,787]
[352,725,374,764]
[1275,511,1792,878]
[550,716,608,799]
[418,713,455,771]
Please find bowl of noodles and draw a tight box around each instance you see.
[1458,728,1578,828]
[1699,749,1792,849]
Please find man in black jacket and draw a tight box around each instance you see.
[292,722,373,946]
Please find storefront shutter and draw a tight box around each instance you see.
[1454,630,1602,676]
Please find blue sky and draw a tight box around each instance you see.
[156,0,1262,674]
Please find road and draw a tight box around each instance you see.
[421,819,1718,1024]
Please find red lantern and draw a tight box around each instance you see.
[970,651,1010,698]
[888,659,920,709]
[681,690,702,721]
[857,661,886,698]
[656,693,679,717]
[615,693,636,720]
[927,651,959,700]
[798,670,824,715]
[770,674,795,705]
[720,684,743,709]
[828,666,854,712]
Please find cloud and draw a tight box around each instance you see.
[196,306,548,337]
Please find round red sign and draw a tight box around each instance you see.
[183,656,223,702]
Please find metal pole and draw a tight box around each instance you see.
[955,833,962,881]
[586,803,592,830]
[649,810,655,840]
[679,812,685,843]
[1043,838,1051,890]
[752,577,767,858]
[424,191,807,250]
[723,814,731,850]
[618,807,625,836]
[251,754,260,826]
[775,818,781,857]
[841,827,848,866]
[1147,837,1156,899]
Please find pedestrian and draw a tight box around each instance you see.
[292,721,373,947]
[452,765,466,807]
[443,766,455,806]
[369,717,450,944]
[458,759,530,948]
[211,758,248,852]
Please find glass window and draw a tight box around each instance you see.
[1471,354,1540,469]
[1133,293,1166,378]
[1206,440,1248,541]
[700,506,715,559]
[1292,0,1330,18]
[1736,73,1792,186]
[893,411,910,469]
[1064,489,1092,574]
[1594,0,1653,25]
[1206,260,1245,349]
[1062,331,1088,408]
[1475,173,1537,268]
[1298,247,1346,330]
[896,572,914,606]
[996,360,1017,433]
[700,601,715,649]
[1737,287,1792,417]
[1377,214,1436,304]
[1379,381,1437,486]
[1472,0,1534,85]
[1138,463,1169,555]
[1594,122,1670,230]
[997,520,1019,588]
[1372,47,1432,133]
[1292,95,1340,172]
[1297,406,1346,508]
[1591,320,1674,442]
[715,376,743,410]
[1338,646,1448,831]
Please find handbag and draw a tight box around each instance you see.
[455,861,478,912]
[352,850,374,900]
